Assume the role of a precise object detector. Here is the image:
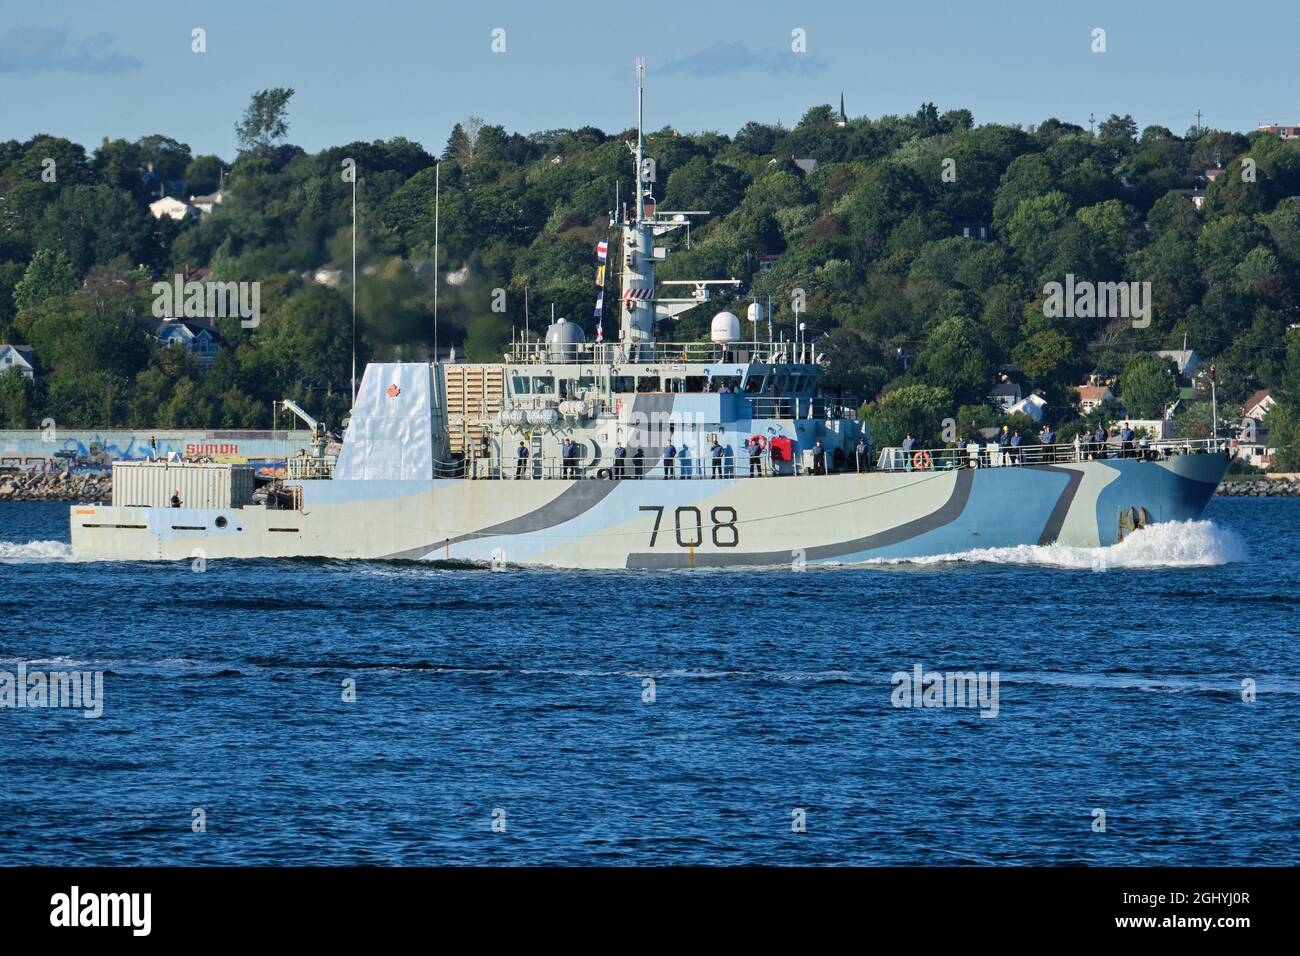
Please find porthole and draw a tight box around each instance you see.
[215,515,228,529]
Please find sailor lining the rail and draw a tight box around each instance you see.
[855,437,870,473]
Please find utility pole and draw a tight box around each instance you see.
[1195,109,1204,135]
[1088,112,1096,135]
[1209,363,1218,448]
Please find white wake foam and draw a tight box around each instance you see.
[0,539,73,562]
[866,520,1246,569]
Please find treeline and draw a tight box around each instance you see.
[1,98,1299,466]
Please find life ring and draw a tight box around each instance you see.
[912,450,932,470]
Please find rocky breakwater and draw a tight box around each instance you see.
[0,470,111,502]
[1216,475,1300,496]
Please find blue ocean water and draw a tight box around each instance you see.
[0,498,1295,866]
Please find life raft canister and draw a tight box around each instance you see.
[912,450,933,470]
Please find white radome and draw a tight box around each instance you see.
[710,311,741,343]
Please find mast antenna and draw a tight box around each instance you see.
[350,164,357,404]
[635,58,645,223]
[433,161,441,361]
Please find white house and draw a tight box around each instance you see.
[1243,389,1276,421]
[1009,393,1047,422]
[188,189,226,215]
[148,196,197,221]
[0,344,36,381]
[1075,383,1115,413]
[1121,417,1173,440]
[311,268,350,288]
[156,319,220,369]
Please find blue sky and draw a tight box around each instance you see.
[2,0,1296,159]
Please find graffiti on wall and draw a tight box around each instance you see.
[0,431,289,479]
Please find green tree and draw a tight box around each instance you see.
[464,313,512,362]
[184,154,226,195]
[236,88,296,153]
[862,384,953,447]
[1264,401,1300,472]
[912,315,997,405]
[1119,355,1178,418]
[32,185,152,275]
[13,249,77,312]
[0,367,36,427]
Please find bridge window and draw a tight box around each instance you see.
[636,376,660,393]
[612,376,636,393]
[511,375,531,395]
[532,376,556,395]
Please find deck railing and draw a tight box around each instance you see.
[444,437,1225,481]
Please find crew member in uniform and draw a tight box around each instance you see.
[855,437,869,473]
[614,443,626,478]
[1120,422,1134,459]
[710,439,724,478]
[663,439,676,478]
[749,438,763,477]
[561,438,575,478]
[812,440,826,475]
[515,441,529,479]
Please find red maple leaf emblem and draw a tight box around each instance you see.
[387,384,401,398]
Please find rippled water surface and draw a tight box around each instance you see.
[0,498,1295,864]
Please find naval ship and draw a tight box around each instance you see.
[69,66,1230,567]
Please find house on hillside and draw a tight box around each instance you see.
[149,196,198,221]
[0,344,36,381]
[1154,349,1200,381]
[955,221,991,241]
[989,381,1023,413]
[1258,123,1300,140]
[1169,187,1207,210]
[311,268,350,288]
[1122,417,1173,440]
[156,318,221,370]
[1009,393,1047,423]
[188,190,226,215]
[1075,383,1115,413]
[1243,389,1276,422]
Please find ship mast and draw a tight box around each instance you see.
[618,59,739,356]
[619,59,656,355]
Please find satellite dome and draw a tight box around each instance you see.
[544,317,586,361]
[710,311,741,344]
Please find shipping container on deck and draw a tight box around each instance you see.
[111,461,255,509]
